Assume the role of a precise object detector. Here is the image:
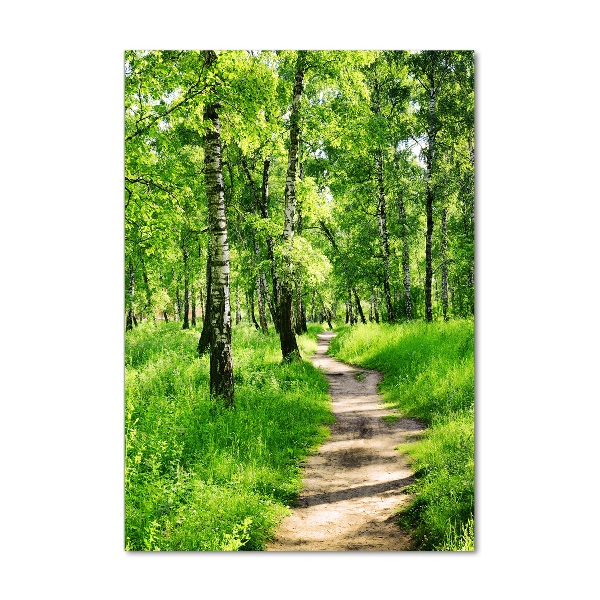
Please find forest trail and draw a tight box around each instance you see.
[267,331,425,551]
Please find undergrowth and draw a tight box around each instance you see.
[125,321,331,551]
[329,319,475,551]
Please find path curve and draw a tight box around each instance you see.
[267,331,425,551]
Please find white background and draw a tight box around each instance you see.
[1,1,598,598]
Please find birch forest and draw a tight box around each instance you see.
[125,50,475,551]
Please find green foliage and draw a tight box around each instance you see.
[125,322,332,551]
[124,50,475,549]
[440,516,475,551]
[329,320,474,550]
[125,49,474,331]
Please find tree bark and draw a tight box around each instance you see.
[139,253,154,322]
[353,287,367,324]
[425,65,437,322]
[198,242,205,322]
[260,272,273,324]
[279,52,305,362]
[191,284,196,326]
[347,289,355,325]
[372,75,394,323]
[254,238,268,333]
[126,259,135,331]
[375,151,394,323]
[199,287,205,321]
[466,142,475,315]
[293,202,308,335]
[248,289,260,330]
[398,194,413,320]
[441,206,449,321]
[235,286,242,324]
[175,279,182,322]
[325,309,333,329]
[182,244,190,329]
[197,255,212,355]
[202,75,234,404]
[241,157,269,333]
[259,158,280,332]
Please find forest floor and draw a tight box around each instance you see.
[267,331,425,551]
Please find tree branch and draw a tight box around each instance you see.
[125,62,210,142]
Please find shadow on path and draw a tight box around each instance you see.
[267,331,425,551]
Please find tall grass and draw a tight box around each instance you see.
[125,322,331,551]
[329,319,475,551]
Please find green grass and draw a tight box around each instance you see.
[329,319,475,551]
[125,321,332,551]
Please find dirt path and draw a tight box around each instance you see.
[267,331,425,551]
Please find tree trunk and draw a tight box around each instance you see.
[249,289,260,330]
[278,52,305,362]
[373,290,380,323]
[467,143,475,315]
[255,240,268,333]
[353,287,367,324]
[425,71,436,323]
[266,289,277,329]
[199,287,205,322]
[182,244,190,329]
[191,284,197,327]
[259,158,280,332]
[347,289,355,325]
[235,286,242,324]
[246,155,279,327]
[126,259,135,331]
[294,282,307,335]
[398,194,413,321]
[175,281,182,322]
[197,254,212,355]
[293,203,307,335]
[241,157,269,333]
[371,74,394,324]
[203,86,234,405]
[139,254,154,322]
[441,206,449,321]
[163,311,169,323]
[198,242,205,322]
[375,150,394,323]
[261,272,273,325]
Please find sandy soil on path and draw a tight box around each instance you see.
[267,331,425,551]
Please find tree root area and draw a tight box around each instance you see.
[267,331,425,551]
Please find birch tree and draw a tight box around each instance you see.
[278,51,306,361]
[203,51,234,404]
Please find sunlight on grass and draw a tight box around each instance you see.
[330,319,474,550]
[125,321,331,551]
